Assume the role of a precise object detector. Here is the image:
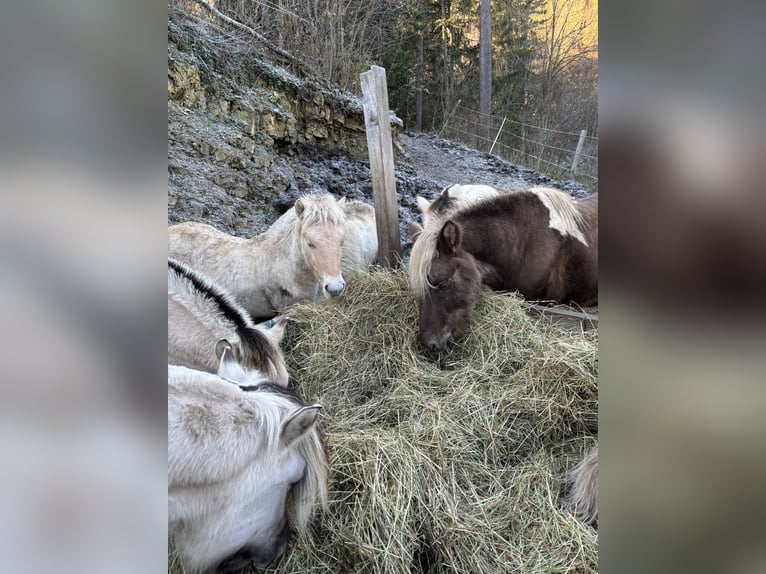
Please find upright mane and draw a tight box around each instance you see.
[168,259,283,375]
[169,258,254,331]
[409,187,590,296]
[267,194,346,248]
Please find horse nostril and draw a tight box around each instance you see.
[325,283,345,297]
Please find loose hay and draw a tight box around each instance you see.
[169,268,597,573]
[261,268,598,573]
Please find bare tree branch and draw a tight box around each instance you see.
[191,0,311,76]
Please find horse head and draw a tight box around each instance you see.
[168,367,328,573]
[418,220,483,352]
[295,195,347,298]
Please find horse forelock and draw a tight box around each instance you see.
[528,186,589,246]
[238,327,287,382]
[409,224,443,297]
[297,194,346,228]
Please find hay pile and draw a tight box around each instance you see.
[269,268,597,574]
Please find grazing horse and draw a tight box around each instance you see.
[564,444,598,527]
[167,258,289,386]
[168,194,347,321]
[168,365,329,573]
[409,187,598,351]
[416,184,504,227]
[341,200,377,275]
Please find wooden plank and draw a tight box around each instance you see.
[360,65,401,267]
[527,303,598,331]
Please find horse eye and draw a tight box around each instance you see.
[307,242,316,249]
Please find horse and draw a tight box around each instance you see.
[416,184,504,227]
[409,187,598,351]
[341,200,377,275]
[564,444,598,527]
[168,194,347,321]
[168,258,289,386]
[168,365,329,573]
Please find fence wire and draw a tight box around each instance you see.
[440,105,598,190]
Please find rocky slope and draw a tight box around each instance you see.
[167,10,589,258]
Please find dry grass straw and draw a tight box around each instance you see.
[262,267,598,573]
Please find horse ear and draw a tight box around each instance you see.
[441,185,454,199]
[215,339,233,360]
[438,220,461,254]
[294,199,305,217]
[265,315,288,344]
[216,340,247,383]
[337,196,346,207]
[416,196,431,214]
[281,405,321,447]
[407,220,423,241]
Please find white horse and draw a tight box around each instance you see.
[168,365,329,573]
[564,444,598,527]
[168,258,289,386]
[168,194,347,321]
[341,200,377,275]
[416,184,503,227]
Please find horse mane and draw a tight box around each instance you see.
[237,382,329,528]
[343,199,374,221]
[231,379,329,528]
[408,187,591,296]
[528,186,589,247]
[168,259,283,375]
[169,367,329,527]
[266,193,346,249]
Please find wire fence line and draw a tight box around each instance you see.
[439,104,598,190]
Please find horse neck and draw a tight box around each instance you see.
[457,198,550,276]
[252,210,310,276]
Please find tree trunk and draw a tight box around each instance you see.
[441,0,451,126]
[416,28,424,132]
[479,0,492,149]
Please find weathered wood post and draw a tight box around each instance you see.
[360,65,401,268]
[571,129,587,175]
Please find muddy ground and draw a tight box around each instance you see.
[168,121,589,261]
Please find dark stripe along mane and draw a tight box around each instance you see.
[168,258,282,372]
[237,381,306,404]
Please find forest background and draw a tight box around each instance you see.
[187,0,598,187]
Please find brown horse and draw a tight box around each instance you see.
[409,187,597,351]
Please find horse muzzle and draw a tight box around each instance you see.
[322,276,345,298]
[422,331,453,353]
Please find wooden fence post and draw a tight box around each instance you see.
[360,65,401,268]
[489,116,507,155]
[571,129,587,175]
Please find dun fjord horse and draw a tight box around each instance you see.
[341,200,377,275]
[564,444,598,527]
[168,258,289,386]
[409,187,598,351]
[168,194,347,321]
[168,365,328,573]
